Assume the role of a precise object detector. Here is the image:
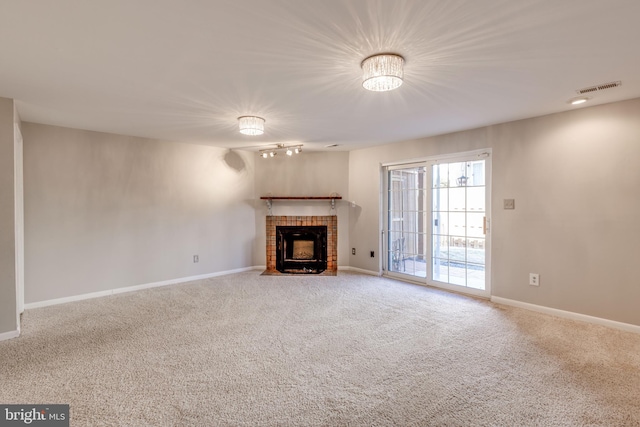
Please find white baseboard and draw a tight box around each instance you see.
[0,329,20,342]
[24,267,256,310]
[491,296,640,334]
[339,266,381,276]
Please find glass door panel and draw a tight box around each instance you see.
[386,165,427,279]
[430,159,487,290]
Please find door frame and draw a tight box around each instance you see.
[14,124,24,321]
[381,148,492,298]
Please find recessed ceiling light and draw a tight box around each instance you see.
[568,97,590,106]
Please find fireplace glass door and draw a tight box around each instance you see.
[276,226,327,274]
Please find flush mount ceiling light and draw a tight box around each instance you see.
[259,144,303,159]
[361,53,405,92]
[238,116,265,136]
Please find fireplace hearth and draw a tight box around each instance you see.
[264,216,337,275]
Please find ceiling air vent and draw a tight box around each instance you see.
[576,81,621,95]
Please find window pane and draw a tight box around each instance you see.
[432,187,448,211]
[466,187,485,212]
[466,240,485,266]
[468,161,485,186]
[449,187,465,211]
[433,212,448,235]
[467,213,485,238]
[433,164,449,188]
[449,266,466,286]
[467,263,485,289]
[433,235,448,260]
[449,212,465,237]
[433,258,448,282]
[448,162,467,187]
[448,243,466,262]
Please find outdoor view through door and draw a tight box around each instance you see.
[386,165,427,278]
[384,153,490,296]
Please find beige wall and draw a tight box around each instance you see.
[15,97,640,327]
[253,151,350,267]
[0,97,17,334]
[349,98,640,326]
[23,123,256,304]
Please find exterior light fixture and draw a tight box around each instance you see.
[238,116,265,135]
[361,53,404,92]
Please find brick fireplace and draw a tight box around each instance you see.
[264,216,337,275]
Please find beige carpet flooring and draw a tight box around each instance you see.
[1,271,639,426]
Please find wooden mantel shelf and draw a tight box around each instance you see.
[260,196,342,214]
[260,196,342,200]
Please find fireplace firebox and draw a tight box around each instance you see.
[276,226,327,274]
[265,216,337,275]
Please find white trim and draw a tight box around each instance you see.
[491,296,640,334]
[252,265,266,271]
[0,330,20,342]
[381,148,491,168]
[24,267,256,310]
[424,279,491,299]
[14,123,24,318]
[339,266,381,276]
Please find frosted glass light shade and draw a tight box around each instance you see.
[238,116,265,135]
[361,54,404,92]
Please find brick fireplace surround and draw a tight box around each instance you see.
[264,216,337,275]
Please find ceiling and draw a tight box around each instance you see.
[1,0,639,152]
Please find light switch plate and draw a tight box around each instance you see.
[504,199,515,209]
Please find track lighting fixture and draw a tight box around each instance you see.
[259,144,303,159]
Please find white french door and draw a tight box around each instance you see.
[383,151,491,297]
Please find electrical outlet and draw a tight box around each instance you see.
[504,199,515,209]
[193,255,199,263]
[352,248,356,255]
[370,251,375,258]
[529,273,539,286]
